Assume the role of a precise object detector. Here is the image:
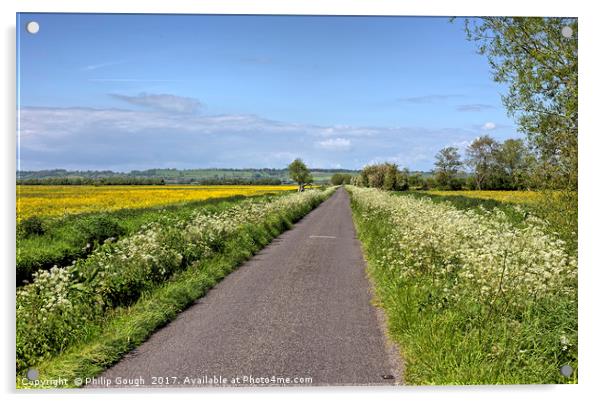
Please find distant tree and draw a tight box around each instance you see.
[463,17,577,190]
[331,173,343,185]
[330,173,353,185]
[355,163,409,191]
[361,165,383,189]
[494,138,534,189]
[288,159,313,192]
[433,146,463,189]
[383,164,398,191]
[408,173,425,189]
[396,168,410,191]
[465,135,500,190]
[350,174,364,186]
[424,177,437,190]
[448,177,465,191]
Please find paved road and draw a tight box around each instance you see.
[94,188,402,387]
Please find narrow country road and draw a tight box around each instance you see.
[94,187,402,387]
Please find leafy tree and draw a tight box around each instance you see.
[355,163,409,191]
[363,165,385,188]
[434,146,463,189]
[396,168,410,191]
[350,174,364,186]
[463,17,577,190]
[383,164,398,191]
[330,173,352,185]
[408,173,425,189]
[288,159,313,191]
[330,173,343,185]
[465,135,500,190]
[494,138,534,189]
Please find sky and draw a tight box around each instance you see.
[17,13,521,172]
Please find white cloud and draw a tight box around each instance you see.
[482,122,496,130]
[82,60,127,71]
[456,104,496,112]
[111,93,203,114]
[316,138,352,151]
[17,106,516,171]
[397,94,463,104]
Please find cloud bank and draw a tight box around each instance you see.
[110,93,203,114]
[18,104,510,172]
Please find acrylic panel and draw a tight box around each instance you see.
[16,13,578,389]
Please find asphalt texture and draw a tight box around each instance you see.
[93,188,402,388]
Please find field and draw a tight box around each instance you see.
[16,185,296,285]
[348,186,577,384]
[16,187,335,385]
[16,185,297,221]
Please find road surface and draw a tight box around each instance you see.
[93,187,402,387]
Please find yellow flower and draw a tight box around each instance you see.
[16,185,298,221]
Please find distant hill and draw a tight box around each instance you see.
[17,168,364,185]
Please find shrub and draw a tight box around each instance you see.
[448,177,464,190]
[19,216,45,237]
[74,215,126,245]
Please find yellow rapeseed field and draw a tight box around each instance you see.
[16,185,298,221]
[425,190,542,205]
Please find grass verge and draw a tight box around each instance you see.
[349,186,577,385]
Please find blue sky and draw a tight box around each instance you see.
[17,13,520,171]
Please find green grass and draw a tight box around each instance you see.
[349,189,577,385]
[16,194,258,285]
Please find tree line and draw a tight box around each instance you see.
[16,177,288,186]
[191,177,283,185]
[432,136,534,190]
[17,177,166,186]
[346,134,553,192]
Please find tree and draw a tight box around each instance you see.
[396,168,410,191]
[408,173,425,189]
[494,138,534,189]
[288,159,313,192]
[433,146,463,189]
[463,17,577,190]
[383,164,398,191]
[364,165,385,189]
[350,174,364,186]
[330,173,352,185]
[356,163,409,191]
[465,135,499,190]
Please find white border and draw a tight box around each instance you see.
[2,1,600,401]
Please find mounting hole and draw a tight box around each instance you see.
[26,368,39,380]
[561,26,573,38]
[26,21,40,34]
[560,365,573,377]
